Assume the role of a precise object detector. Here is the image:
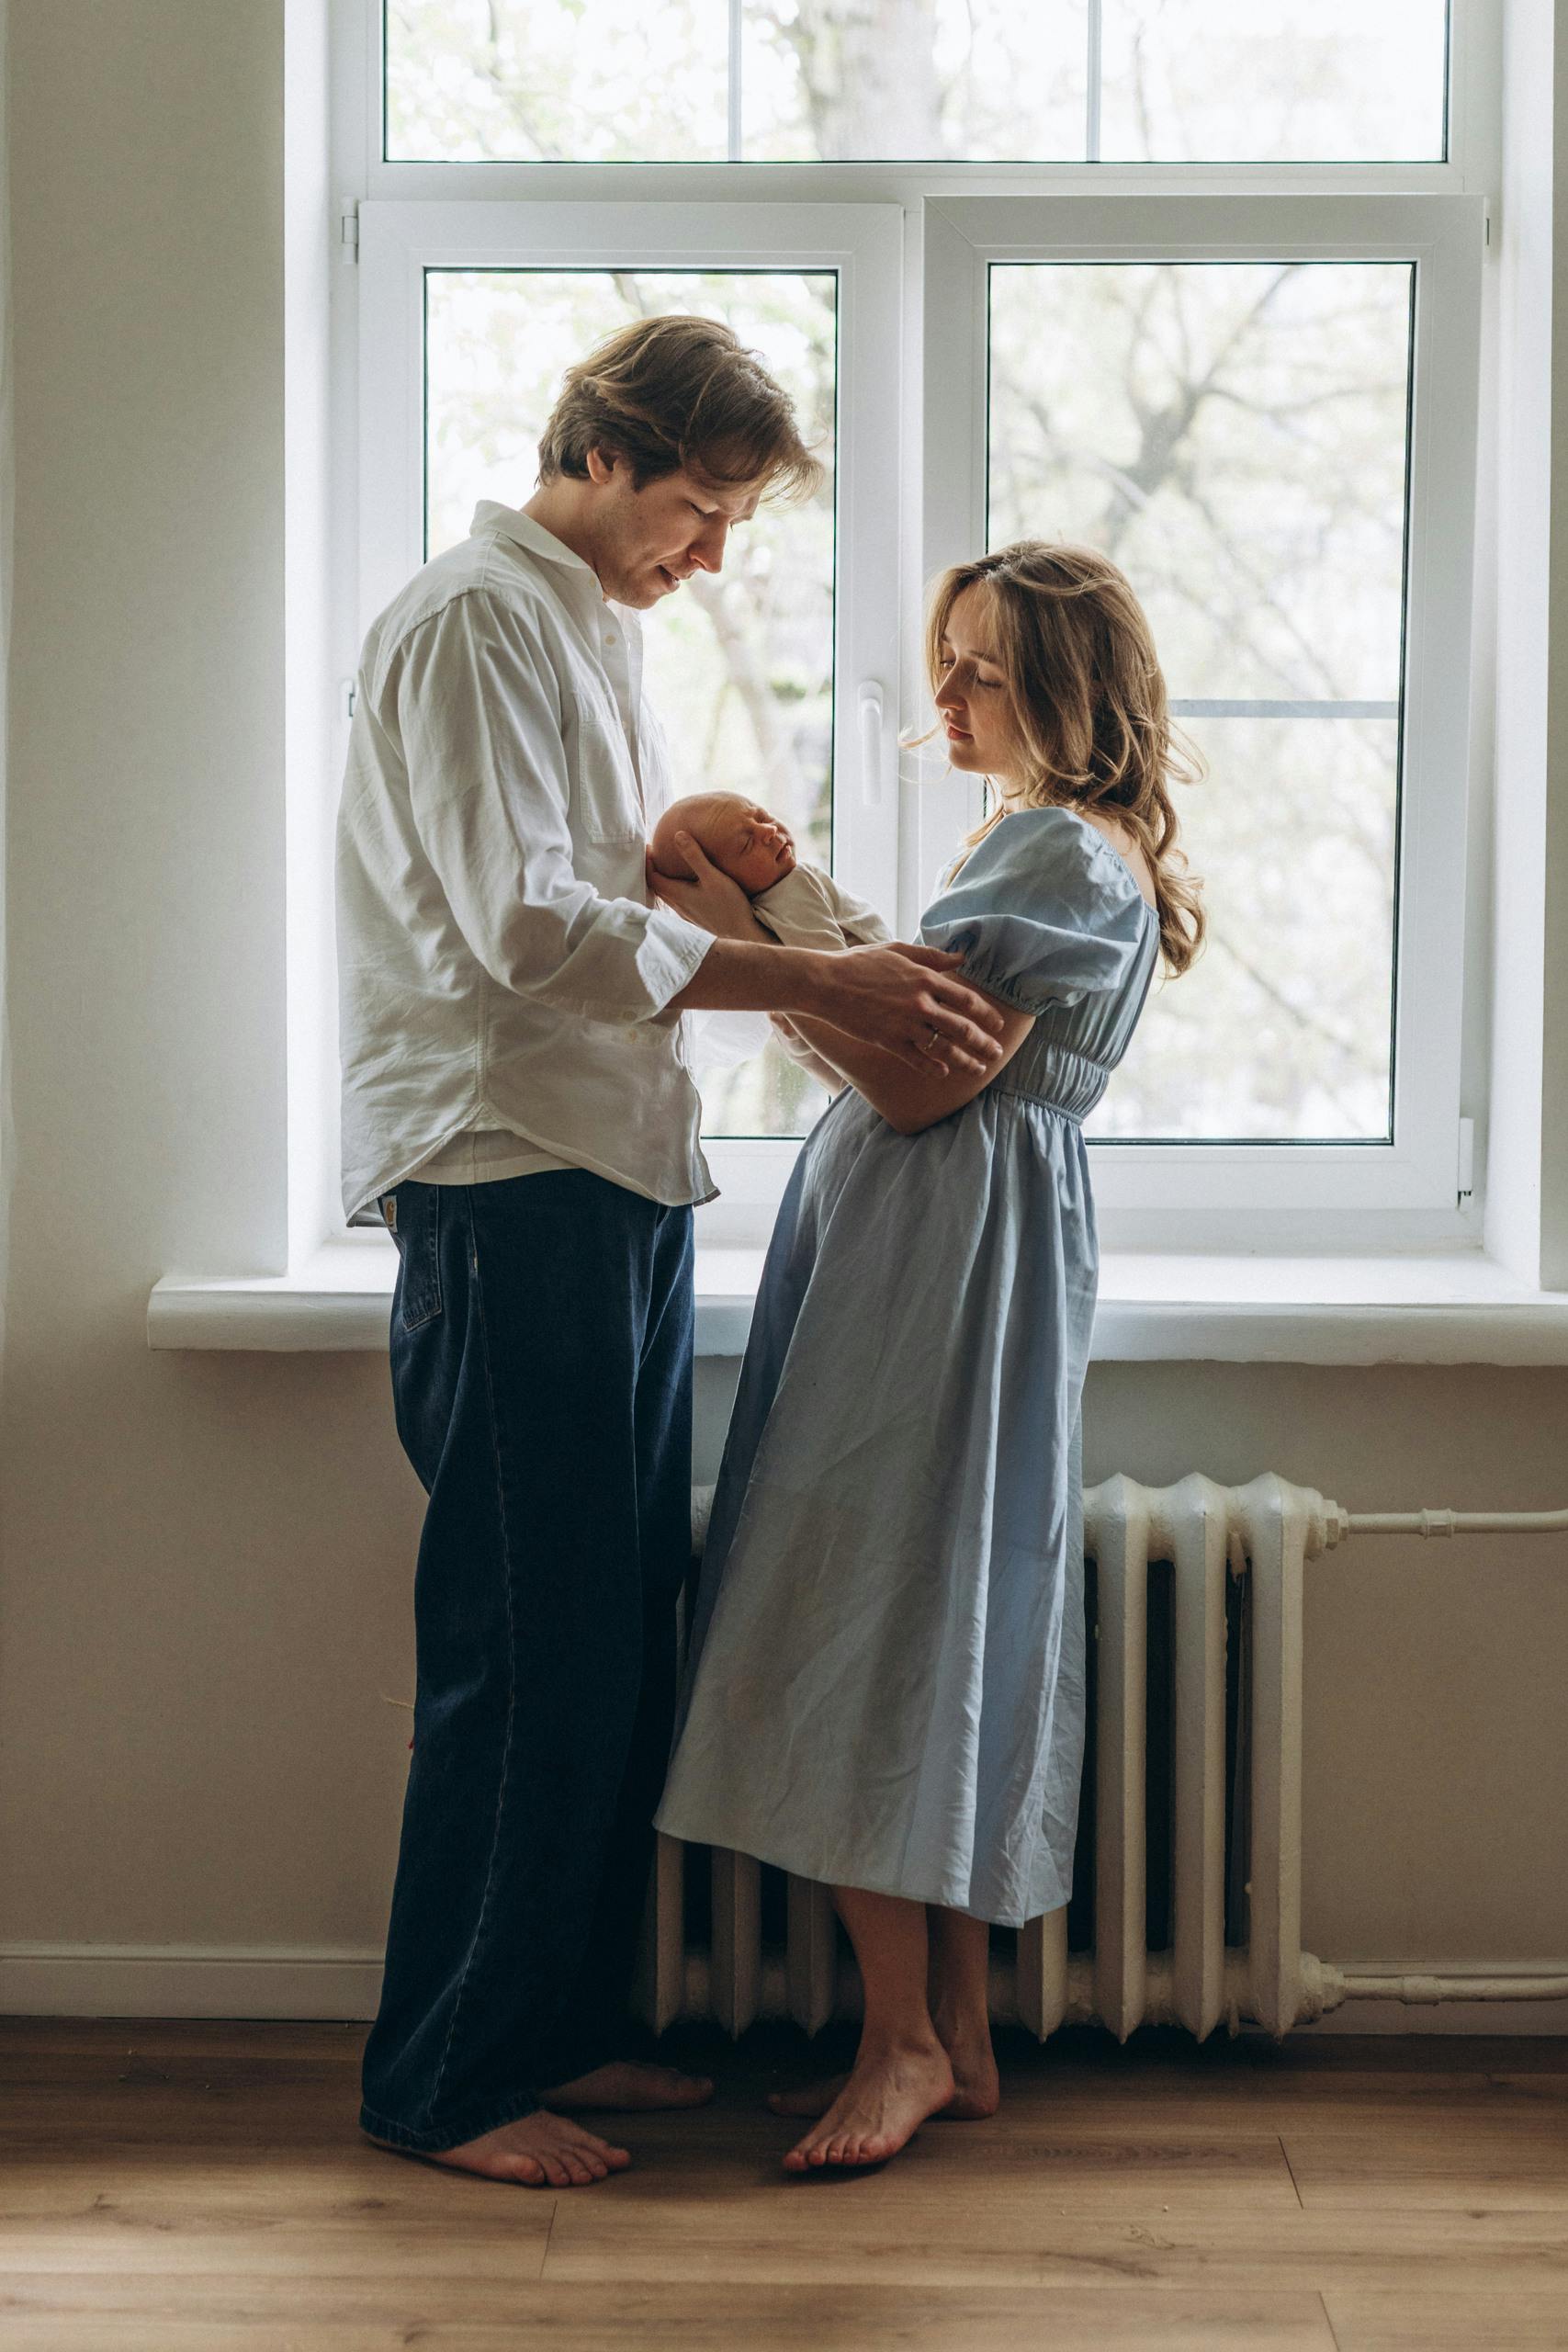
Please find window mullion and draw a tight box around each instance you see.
[1086,0,1103,165]
[728,0,742,164]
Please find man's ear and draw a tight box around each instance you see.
[584,445,618,487]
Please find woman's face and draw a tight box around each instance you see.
[933,583,1022,788]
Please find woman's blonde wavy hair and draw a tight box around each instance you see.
[925,541,1206,978]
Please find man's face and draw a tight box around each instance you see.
[585,453,762,608]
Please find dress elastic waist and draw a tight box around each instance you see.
[991,1038,1111,1124]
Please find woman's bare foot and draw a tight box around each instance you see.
[365,2109,631,2188]
[768,2016,998,2123]
[930,2008,1000,2119]
[538,2060,714,2111]
[783,2037,954,2172]
[767,2072,848,2120]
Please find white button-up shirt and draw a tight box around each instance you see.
[335,503,718,1221]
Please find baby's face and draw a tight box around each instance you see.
[657,796,797,896]
[714,800,797,894]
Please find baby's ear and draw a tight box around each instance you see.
[648,841,697,883]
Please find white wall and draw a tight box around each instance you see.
[0,0,12,1383]
[2,2,1566,2020]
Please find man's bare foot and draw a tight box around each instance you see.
[783,2037,954,2172]
[769,2016,998,2123]
[539,2059,714,2112]
[365,2109,631,2188]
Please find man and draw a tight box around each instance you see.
[337,315,1004,2188]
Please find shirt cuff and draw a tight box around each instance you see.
[641,902,716,1018]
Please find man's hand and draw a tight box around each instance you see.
[661,905,1005,1080]
[806,941,1006,1078]
[646,833,761,944]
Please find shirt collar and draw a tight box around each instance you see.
[471,501,603,588]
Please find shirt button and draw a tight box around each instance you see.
[604,631,617,646]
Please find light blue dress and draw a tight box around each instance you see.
[653,807,1161,1928]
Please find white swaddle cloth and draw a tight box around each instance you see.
[681,861,893,1082]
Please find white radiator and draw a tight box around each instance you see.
[637,1470,1568,2042]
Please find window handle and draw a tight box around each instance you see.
[858,681,887,808]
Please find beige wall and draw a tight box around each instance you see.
[3,3,1565,2016]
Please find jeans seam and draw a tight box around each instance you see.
[637,1206,691,1376]
[393,1185,444,1331]
[423,1188,522,2129]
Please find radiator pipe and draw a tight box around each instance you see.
[1337,1503,1568,1539]
[1297,1953,1568,2018]
[1311,1499,1568,2010]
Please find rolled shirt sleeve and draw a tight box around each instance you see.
[396,593,713,1023]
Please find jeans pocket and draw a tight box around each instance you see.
[383,1184,444,1330]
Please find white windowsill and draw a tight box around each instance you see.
[147,1239,1568,1364]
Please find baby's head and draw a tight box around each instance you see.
[649,792,797,897]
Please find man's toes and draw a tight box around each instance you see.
[504,2153,548,2186]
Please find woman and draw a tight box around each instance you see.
[652,542,1205,2171]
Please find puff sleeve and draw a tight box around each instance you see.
[919,807,1152,1017]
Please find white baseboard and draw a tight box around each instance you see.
[0,1945,384,2019]
[2,1944,1566,2033]
[1292,1997,1568,2036]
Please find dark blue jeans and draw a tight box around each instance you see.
[359,1169,694,2153]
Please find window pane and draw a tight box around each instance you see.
[1100,0,1448,164]
[388,0,1448,164]
[1094,716,1397,1140]
[424,267,837,1139]
[742,1,1088,162]
[987,260,1414,1141]
[386,0,729,163]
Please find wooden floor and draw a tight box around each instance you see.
[1,2018,1566,2350]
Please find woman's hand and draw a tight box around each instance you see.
[646,831,766,943]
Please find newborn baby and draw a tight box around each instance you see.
[649,791,892,1088]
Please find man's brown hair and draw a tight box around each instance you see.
[537,313,824,503]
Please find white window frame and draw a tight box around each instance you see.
[321,0,1502,1262]
[919,194,1484,1251]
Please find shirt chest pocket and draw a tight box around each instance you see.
[565,687,645,846]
